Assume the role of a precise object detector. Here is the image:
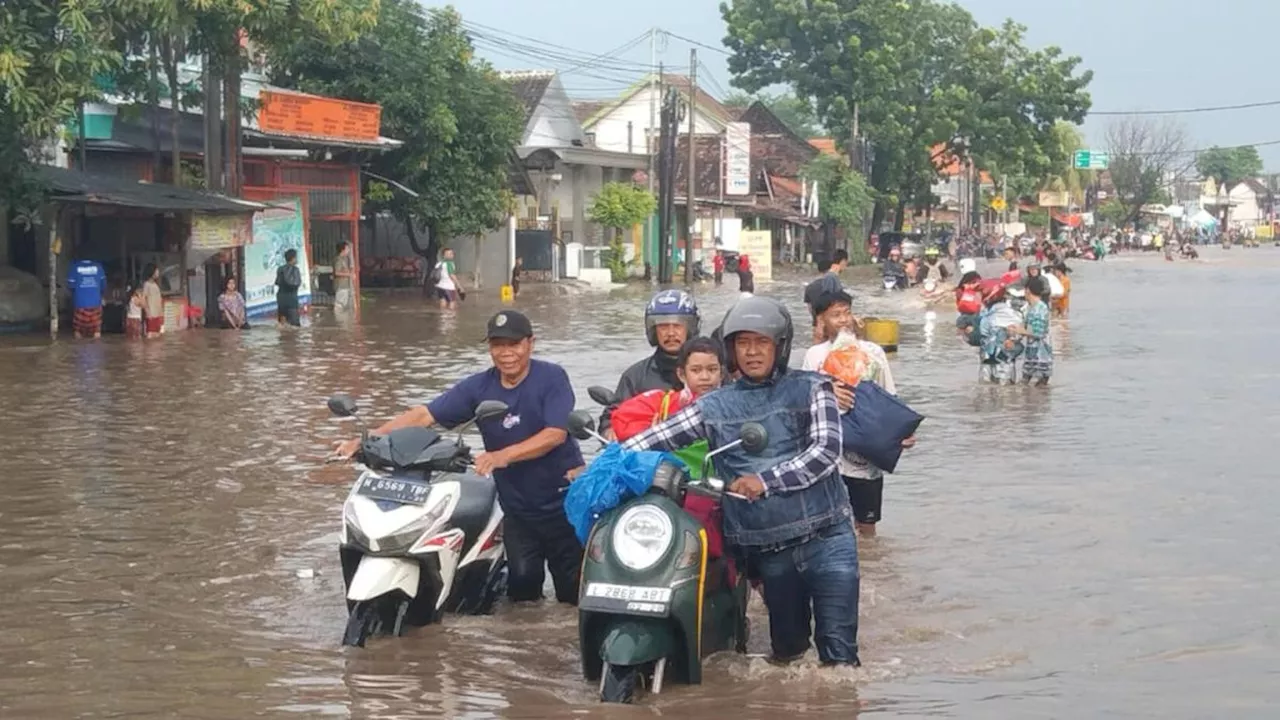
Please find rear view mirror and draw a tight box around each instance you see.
[567,410,597,441]
[739,422,767,455]
[328,393,358,418]
[475,400,509,420]
[587,385,619,407]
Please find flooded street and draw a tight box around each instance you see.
[1,247,1277,719]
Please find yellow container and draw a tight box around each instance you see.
[863,318,900,352]
[499,284,515,303]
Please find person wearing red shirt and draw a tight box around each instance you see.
[712,250,725,286]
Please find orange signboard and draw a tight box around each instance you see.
[258,90,381,142]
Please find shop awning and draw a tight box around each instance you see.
[39,166,265,214]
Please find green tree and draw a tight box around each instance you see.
[0,0,130,215]
[720,0,1091,236]
[1196,145,1263,226]
[269,3,523,254]
[588,182,657,281]
[801,153,875,262]
[723,89,823,138]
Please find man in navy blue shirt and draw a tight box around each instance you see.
[335,310,584,604]
[67,259,107,339]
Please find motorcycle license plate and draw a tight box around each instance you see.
[585,583,671,603]
[356,474,430,505]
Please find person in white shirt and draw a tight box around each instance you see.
[801,290,912,537]
[434,247,459,309]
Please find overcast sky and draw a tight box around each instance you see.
[443,0,1280,169]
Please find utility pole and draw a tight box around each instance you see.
[685,49,697,284]
[657,63,672,284]
[644,30,658,280]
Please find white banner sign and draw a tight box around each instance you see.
[725,122,751,196]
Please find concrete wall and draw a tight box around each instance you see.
[589,88,724,155]
[449,217,515,290]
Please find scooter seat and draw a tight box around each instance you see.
[452,474,498,552]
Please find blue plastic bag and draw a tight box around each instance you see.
[841,382,924,474]
[563,443,676,543]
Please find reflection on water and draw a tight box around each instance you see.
[0,248,1277,718]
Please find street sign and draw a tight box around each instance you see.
[1073,150,1110,170]
[990,196,1007,212]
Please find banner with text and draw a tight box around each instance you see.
[738,230,773,281]
[725,122,752,196]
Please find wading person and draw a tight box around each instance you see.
[1012,276,1053,386]
[803,250,847,342]
[142,263,165,338]
[434,247,460,310]
[275,249,302,326]
[600,290,700,437]
[218,276,250,330]
[67,258,106,339]
[511,256,523,298]
[624,296,862,667]
[334,310,584,604]
[801,291,915,537]
[333,241,355,312]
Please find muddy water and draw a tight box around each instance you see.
[0,247,1277,719]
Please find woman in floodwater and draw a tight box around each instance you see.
[218,276,250,330]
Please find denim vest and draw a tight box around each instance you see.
[697,369,850,548]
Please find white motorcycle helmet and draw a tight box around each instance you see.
[923,278,938,292]
[958,258,977,275]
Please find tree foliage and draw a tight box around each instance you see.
[589,182,656,281]
[801,154,875,261]
[1105,117,1190,228]
[720,0,1092,234]
[723,89,823,138]
[0,0,130,215]
[268,2,522,243]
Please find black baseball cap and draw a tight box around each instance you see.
[486,310,533,340]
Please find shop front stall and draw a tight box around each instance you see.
[37,167,263,335]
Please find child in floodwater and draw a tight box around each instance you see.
[1012,276,1053,386]
[978,283,1023,384]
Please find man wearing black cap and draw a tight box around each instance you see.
[333,310,585,604]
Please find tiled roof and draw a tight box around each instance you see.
[809,137,839,156]
[572,100,609,124]
[500,70,555,126]
[661,74,731,122]
[674,134,749,199]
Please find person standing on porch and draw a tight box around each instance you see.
[275,249,302,326]
[141,264,165,338]
[332,241,355,312]
[67,258,106,339]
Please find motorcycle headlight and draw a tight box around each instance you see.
[611,505,673,571]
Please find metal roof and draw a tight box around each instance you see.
[39,166,265,214]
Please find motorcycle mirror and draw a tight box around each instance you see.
[475,400,509,420]
[587,385,619,407]
[328,393,359,418]
[567,410,597,441]
[739,422,768,455]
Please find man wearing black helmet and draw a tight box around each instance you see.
[623,296,862,667]
[600,289,700,437]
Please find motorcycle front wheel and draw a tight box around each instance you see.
[342,596,410,647]
[600,663,641,704]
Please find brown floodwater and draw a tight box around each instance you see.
[1,247,1277,719]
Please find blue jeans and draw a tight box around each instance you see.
[753,522,860,665]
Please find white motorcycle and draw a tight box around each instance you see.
[328,394,509,647]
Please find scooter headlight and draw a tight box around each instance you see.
[611,505,673,571]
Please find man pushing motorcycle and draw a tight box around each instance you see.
[621,296,863,667]
[334,310,584,605]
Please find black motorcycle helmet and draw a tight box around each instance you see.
[717,296,794,376]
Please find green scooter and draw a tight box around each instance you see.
[567,388,767,704]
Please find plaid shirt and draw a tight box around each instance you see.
[622,378,843,494]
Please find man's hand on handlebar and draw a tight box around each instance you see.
[474,449,512,477]
[728,475,766,501]
[331,437,361,461]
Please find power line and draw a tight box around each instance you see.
[659,29,731,57]
[1092,99,1280,116]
